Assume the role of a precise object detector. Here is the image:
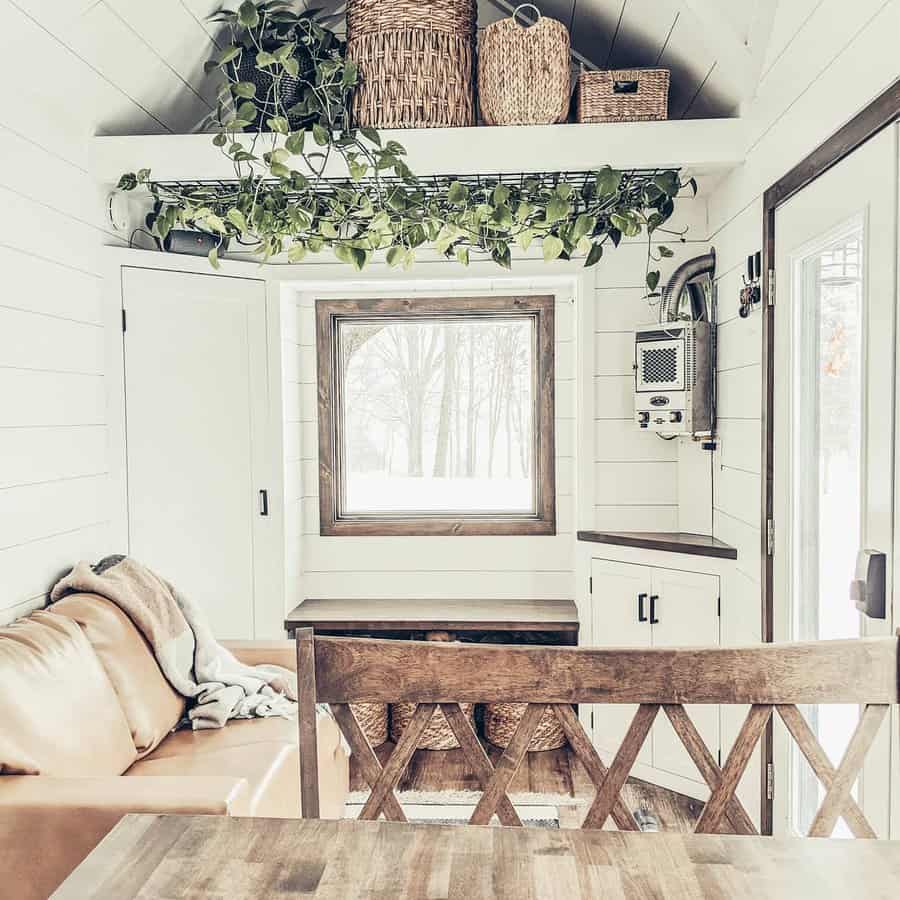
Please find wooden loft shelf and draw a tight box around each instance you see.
[577,530,738,561]
[89,118,747,185]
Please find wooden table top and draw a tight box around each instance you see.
[284,597,579,633]
[55,814,900,899]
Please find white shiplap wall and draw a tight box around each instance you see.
[0,0,222,624]
[591,199,711,533]
[281,271,578,609]
[706,0,900,819]
[709,0,900,619]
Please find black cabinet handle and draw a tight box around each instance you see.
[649,594,659,624]
[638,593,648,622]
[259,489,269,516]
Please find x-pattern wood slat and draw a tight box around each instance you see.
[329,703,407,822]
[662,704,757,835]
[695,705,773,834]
[582,704,660,830]
[807,704,888,838]
[439,703,522,827]
[469,703,547,826]
[359,703,437,821]
[551,704,639,831]
[776,704,876,839]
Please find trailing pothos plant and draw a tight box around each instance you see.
[117,0,692,292]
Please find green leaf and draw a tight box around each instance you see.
[447,181,468,205]
[208,246,220,269]
[584,243,603,267]
[237,1,259,28]
[267,116,290,135]
[217,45,241,65]
[492,184,510,206]
[516,228,535,251]
[342,59,359,88]
[283,56,299,77]
[312,123,329,145]
[658,245,674,258]
[285,130,305,154]
[359,126,381,147]
[386,245,404,267]
[546,196,568,222]
[269,162,290,178]
[212,131,228,147]
[595,167,623,196]
[572,213,597,242]
[203,213,226,233]
[226,208,248,232]
[542,234,564,262]
[236,101,257,123]
[287,242,307,263]
[320,220,339,239]
[116,173,137,191]
[255,50,275,67]
[456,246,470,267]
[492,243,511,269]
[646,270,660,291]
[653,171,680,197]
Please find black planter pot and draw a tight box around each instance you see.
[162,230,228,257]
[230,47,315,132]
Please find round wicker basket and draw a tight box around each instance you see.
[484,703,567,751]
[351,702,389,747]
[478,4,571,126]
[390,702,475,750]
[346,0,476,129]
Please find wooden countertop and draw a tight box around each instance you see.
[56,814,900,899]
[285,597,579,634]
[577,530,738,560]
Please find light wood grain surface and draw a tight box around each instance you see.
[55,814,900,899]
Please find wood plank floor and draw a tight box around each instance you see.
[349,741,703,831]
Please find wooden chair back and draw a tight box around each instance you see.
[295,629,899,837]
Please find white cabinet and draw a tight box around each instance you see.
[590,558,720,791]
[121,267,271,639]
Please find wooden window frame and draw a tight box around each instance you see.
[315,295,556,536]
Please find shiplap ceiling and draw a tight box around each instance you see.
[0,0,775,138]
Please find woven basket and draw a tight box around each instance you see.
[346,0,476,129]
[351,702,389,747]
[484,703,567,751]
[577,67,669,123]
[390,702,475,750]
[478,4,571,126]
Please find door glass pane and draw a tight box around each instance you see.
[790,222,864,837]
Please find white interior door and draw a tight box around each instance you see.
[590,559,652,767]
[649,568,720,782]
[773,125,899,837]
[122,268,269,639]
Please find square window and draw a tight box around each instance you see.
[316,296,556,535]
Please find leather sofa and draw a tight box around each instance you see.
[0,594,349,900]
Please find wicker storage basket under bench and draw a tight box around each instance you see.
[577,67,669,123]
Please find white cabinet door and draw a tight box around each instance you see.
[649,568,720,782]
[122,268,269,639]
[590,559,652,767]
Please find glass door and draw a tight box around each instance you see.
[773,125,898,838]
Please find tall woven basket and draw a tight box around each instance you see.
[346,0,476,129]
[351,702,389,747]
[484,703,567,751]
[478,4,571,126]
[390,702,476,750]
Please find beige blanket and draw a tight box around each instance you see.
[51,556,296,729]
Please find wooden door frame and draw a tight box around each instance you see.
[760,78,900,834]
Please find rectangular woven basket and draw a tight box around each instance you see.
[577,67,669,123]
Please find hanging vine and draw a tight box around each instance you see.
[116,0,692,289]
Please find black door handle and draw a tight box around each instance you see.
[649,594,659,624]
[259,489,269,516]
[638,593,648,622]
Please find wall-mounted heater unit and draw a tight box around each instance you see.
[634,250,716,437]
